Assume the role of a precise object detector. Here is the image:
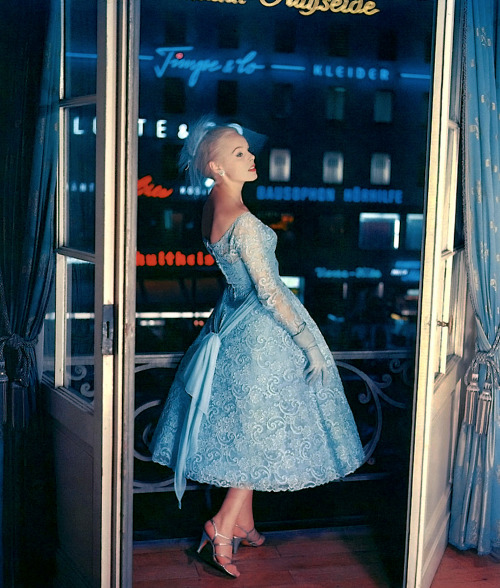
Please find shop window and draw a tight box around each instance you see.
[359,213,400,250]
[272,83,293,118]
[326,87,346,121]
[274,20,296,53]
[405,214,424,250]
[370,153,391,185]
[323,152,344,184]
[218,20,240,49]
[328,25,349,57]
[163,78,186,114]
[269,149,291,182]
[217,80,238,116]
[374,90,393,123]
[378,30,398,61]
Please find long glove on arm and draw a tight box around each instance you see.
[293,325,328,385]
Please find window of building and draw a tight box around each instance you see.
[374,90,393,123]
[163,78,186,113]
[218,20,240,49]
[272,83,293,118]
[370,153,391,185]
[274,20,296,53]
[323,151,344,184]
[378,30,398,61]
[405,214,424,250]
[164,12,186,45]
[326,87,346,121]
[269,148,291,182]
[359,213,401,250]
[328,25,349,57]
[216,80,238,116]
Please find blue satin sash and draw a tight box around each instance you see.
[174,289,260,507]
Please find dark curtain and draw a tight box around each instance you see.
[0,0,60,585]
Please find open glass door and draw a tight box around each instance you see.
[406,1,473,586]
[43,0,138,585]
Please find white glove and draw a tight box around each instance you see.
[292,325,328,385]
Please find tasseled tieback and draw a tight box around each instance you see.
[463,328,500,435]
[0,333,38,386]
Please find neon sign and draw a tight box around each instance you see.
[136,250,215,268]
[259,0,380,16]
[257,185,404,204]
[154,47,265,87]
[151,46,390,87]
[187,0,381,16]
[343,186,403,204]
[138,175,173,199]
[315,266,383,279]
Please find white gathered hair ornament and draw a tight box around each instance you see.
[178,115,267,193]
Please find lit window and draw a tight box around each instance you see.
[374,90,393,123]
[269,149,291,182]
[323,152,344,184]
[370,153,391,185]
[405,214,424,250]
[326,87,346,121]
[359,213,400,250]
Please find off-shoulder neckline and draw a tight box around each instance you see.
[204,211,253,246]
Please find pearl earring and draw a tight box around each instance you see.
[218,170,225,176]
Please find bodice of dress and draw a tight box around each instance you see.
[204,212,305,337]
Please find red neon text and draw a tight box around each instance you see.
[136,250,215,267]
[138,175,173,199]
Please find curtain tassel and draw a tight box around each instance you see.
[464,371,479,425]
[475,382,492,435]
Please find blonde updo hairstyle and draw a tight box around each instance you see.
[194,126,238,180]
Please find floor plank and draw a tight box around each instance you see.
[133,527,500,587]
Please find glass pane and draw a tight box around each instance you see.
[64,104,96,252]
[65,258,95,402]
[43,275,56,381]
[64,0,97,98]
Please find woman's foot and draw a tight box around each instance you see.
[199,519,240,578]
[233,524,266,553]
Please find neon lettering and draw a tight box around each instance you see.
[259,0,380,16]
[137,251,216,268]
[137,175,173,199]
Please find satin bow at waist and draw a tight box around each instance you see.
[174,289,260,507]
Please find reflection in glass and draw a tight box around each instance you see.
[64,104,96,252]
[43,274,56,379]
[65,258,95,401]
[64,0,97,98]
[359,213,400,250]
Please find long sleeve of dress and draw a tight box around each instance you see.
[231,213,306,338]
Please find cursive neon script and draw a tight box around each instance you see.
[259,0,380,16]
[154,47,265,87]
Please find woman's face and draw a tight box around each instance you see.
[210,130,257,184]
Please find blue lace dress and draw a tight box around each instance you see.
[151,212,364,504]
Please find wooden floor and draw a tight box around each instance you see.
[133,526,499,587]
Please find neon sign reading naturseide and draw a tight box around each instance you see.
[152,47,390,87]
[188,0,380,17]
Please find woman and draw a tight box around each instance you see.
[151,118,364,578]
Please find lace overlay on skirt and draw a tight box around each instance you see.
[151,212,364,501]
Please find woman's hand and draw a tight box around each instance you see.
[292,326,328,385]
[303,344,328,385]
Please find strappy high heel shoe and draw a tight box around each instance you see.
[232,524,266,554]
[197,519,239,578]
